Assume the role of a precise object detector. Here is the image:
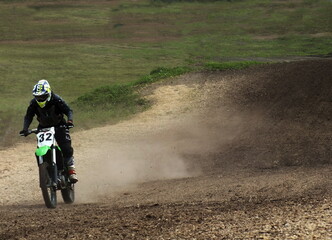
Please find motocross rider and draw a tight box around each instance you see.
[20,80,78,183]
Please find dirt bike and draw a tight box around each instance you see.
[20,125,75,208]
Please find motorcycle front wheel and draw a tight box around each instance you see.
[39,162,57,208]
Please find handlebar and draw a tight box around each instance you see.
[21,128,39,136]
[19,124,73,137]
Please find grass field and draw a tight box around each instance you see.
[0,0,331,148]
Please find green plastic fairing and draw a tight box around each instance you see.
[35,146,51,156]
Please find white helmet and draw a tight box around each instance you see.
[32,79,52,108]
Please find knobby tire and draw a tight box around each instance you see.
[39,162,57,208]
[61,183,75,204]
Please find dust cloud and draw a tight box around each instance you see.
[75,109,247,203]
[73,77,268,203]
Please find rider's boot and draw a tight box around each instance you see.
[68,165,78,183]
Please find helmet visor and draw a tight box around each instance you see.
[35,94,49,102]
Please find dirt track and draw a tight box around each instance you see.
[1,59,332,239]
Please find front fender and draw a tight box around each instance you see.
[35,146,51,157]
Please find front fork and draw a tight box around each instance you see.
[51,145,58,186]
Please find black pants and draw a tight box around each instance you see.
[54,126,74,166]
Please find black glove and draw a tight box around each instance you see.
[67,120,74,128]
[19,129,29,137]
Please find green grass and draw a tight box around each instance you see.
[0,0,331,148]
[72,84,148,129]
[203,61,266,71]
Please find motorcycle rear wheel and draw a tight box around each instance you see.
[39,162,57,208]
[61,183,75,204]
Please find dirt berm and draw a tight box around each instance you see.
[0,59,331,239]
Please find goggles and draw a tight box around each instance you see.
[35,94,49,102]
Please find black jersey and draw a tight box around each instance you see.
[23,93,73,129]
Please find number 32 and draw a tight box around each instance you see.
[39,133,52,143]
